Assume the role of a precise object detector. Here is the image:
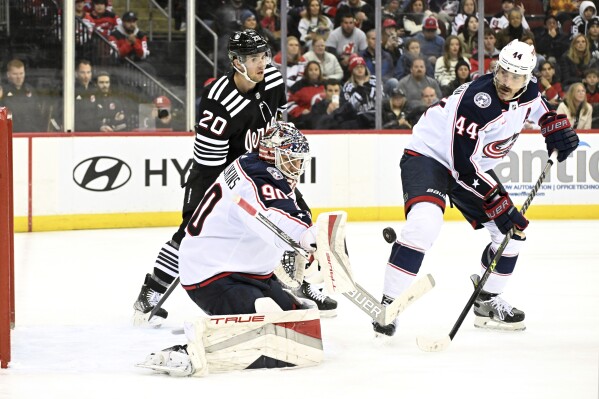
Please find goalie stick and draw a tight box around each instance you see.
[416,151,558,352]
[233,194,435,326]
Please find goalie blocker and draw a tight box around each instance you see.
[138,297,323,377]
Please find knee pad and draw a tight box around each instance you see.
[400,202,444,252]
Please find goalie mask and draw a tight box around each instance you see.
[259,122,310,181]
[493,39,536,100]
[228,29,272,84]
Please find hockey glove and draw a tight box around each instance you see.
[483,189,529,235]
[300,225,318,252]
[539,112,580,162]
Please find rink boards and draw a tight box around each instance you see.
[11,131,599,232]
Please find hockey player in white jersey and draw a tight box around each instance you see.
[138,122,325,376]
[373,40,580,337]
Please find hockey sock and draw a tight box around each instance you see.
[151,240,180,293]
[383,242,425,299]
[479,243,519,294]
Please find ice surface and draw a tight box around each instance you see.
[1,221,598,399]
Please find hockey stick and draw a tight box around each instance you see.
[233,194,435,325]
[148,276,179,322]
[416,151,558,352]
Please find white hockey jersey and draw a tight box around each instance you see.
[407,73,550,200]
[178,153,311,286]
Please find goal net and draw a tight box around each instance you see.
[0,107,15,369]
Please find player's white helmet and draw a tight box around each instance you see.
[494,39,536,88]
[259,122,310,181]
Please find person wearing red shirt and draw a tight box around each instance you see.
[288,61,326,129]
[538,60,564,110]
[89,0,120,36]
[109,11,150,61]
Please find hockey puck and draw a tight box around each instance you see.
[382,227,397,243]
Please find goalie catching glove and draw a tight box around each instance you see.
[483,187,528,235]
[539,111,579,162]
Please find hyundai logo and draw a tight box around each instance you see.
[73,156,132,191]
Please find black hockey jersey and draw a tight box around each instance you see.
[192,65,287,197]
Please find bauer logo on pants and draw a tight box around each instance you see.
[73,156,132,191]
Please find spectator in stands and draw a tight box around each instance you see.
[402,0,436,36]
[273,36,307,88]
[470,28,500,76]
[560,33,596,89]
[303,36,344,80]
[582,68,599,103]
[451,0,477,35]
[325,12,368,73]
[489,0,529,33]
[75,0,95,34]
[257,0,281,42]
[239,9,278,51]
[547,0,578,21]
[382,0,402,24]
[341,55,377,128]
[360,29,395,80]
[299,0,334,50]
[95,71,127,132]
[152,95,183,131]
[495,8,532,49]
[434,35,469,87]
[571,1,597,38]
[382,85,412,129]
[75,60,98,131]
[405,85,438,124]
[0,59,44,132]
[587,17,599,63]
[288,61,325,128]
[397,56,442,109]
[537,60,564,110]
[414,17,445,66]
[335,0,375,32]
[457,15,478,58]
[382,18,404,64]
[311,79,347,129]
[441,58,471,97]
[89,0,120,37]
[109,12,150,61]
[535,14,571,64]
[394,38,434,80]
[557,82,593,129]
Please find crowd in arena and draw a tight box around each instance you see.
[196,0,599,131]
[2,0,599,132]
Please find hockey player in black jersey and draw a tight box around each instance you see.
[133,30,336,326]
[373,40,580,337]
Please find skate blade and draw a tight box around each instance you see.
[319,309,337,318]
[474,316,526,331]
[132,310,166,327]
[135,362,193,377]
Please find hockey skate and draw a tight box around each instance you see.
[296,281,337,317]
[137,344,194,377]
[471,274,526,331]
[372,295,396,338]
[133,274,168,327]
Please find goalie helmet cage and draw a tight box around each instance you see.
[0,107,15,369]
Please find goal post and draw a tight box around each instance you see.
[0,107,15,369]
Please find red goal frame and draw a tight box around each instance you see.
[0,107,15,369]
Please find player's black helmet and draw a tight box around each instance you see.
[228,29,270,62]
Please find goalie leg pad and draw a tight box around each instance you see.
[185,307,323,375]
[315,211,355,294]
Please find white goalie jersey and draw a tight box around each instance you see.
[178,153,312,287]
